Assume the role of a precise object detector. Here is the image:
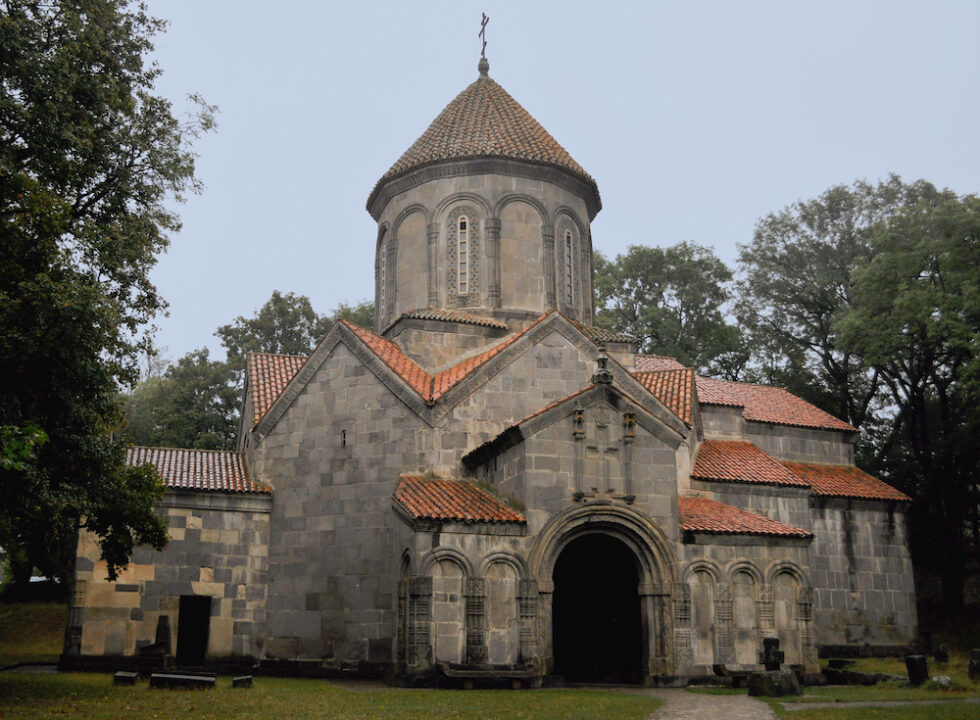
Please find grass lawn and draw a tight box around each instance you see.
[0,673,661,720]
[765,698,980,720]
[0,602,65,666]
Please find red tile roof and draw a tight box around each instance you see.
[784,462,910,501]
[695,376,857,432]
[127,447,270,494]
[394,308,509,330]
[692,439,808,487]
[634,368,695,425]
[394,476,525,524]
[372,72,595,194]
[247,353,308,426]
[343,312,551,405]
[635,355,686,372]
[679,496,812,537]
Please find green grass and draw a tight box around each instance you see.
[766,697,980,720]
[0,602,65,666]
[0,673,661,720]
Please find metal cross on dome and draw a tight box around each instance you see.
[479,13,489,58]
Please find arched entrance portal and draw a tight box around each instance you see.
[552,533,642,683]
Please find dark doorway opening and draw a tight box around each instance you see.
[176,595,211,666]
[553,533,642,683]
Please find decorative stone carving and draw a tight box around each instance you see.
[672,582,691,625]
[674,628,694,666]
[758,584,775,630]
[446,206,480,306]
[464,577,487,665]
[427,222,440,307]
[407,575,433,666]
[518,580,538,664]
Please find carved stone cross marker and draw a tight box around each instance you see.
[759,637,785,671]
[479,13,489,58]
[585,406,619,491]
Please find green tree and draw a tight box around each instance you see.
[216,291,333,380]
[839,192,980,613]
[736,176,943,431]
[325,299,375,330]
[121,349,238,450]
[594,242,742,375]
[0,1,212,584]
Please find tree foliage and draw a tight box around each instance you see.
[120,349,238,450]
[120,295,374,450]
[839,192,980,612]
[594,242,742,375]
[736,176,944,430]
[0,1,213,582]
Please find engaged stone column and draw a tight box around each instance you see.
[518,579,539,667]
[485,218,501,308]
[427,222,440,307]
[408,576,433,668]
[542,224,556,309]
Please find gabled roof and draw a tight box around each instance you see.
[634,368,695,425]
[371,70,596,199]
[635,355,686,372]
[343,312,550,405]
[393,475,525,524]
[679,496,812,538]
[695,376,857,432]
[247,353,308,427]
[784,462,910,502]
[692,439,808,487]
[127,447,270,494]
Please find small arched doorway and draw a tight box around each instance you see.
[552,533,642,683]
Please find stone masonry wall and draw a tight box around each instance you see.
[808,499,917,649]
[73,491,270,661]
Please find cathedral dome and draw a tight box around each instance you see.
[366,60,601,217]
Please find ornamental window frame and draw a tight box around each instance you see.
[446,207,480,306]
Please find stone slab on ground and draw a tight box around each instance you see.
[780,698,980,712]
[148,672,216,689]
[748,669,802,697]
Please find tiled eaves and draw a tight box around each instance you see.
[127,446,270,495]
[389,308,510,331]
[784,461,911,502]
[692,439,809,488]
[571,320,639,345]
[635,355,686,372]
[393,475,526,525]
[695,376,857,433]
[679,496,813,538]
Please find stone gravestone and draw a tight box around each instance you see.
[748,638,801,697]
[137,615,172,676]
[760,637,785,671]
[905,654,929,686]
[968,649,980,683]
[934,645,949,663]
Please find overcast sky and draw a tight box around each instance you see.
[144,0,980,364]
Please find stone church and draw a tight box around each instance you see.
[64,55,917,685]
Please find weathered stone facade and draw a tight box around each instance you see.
[66,57,917,684]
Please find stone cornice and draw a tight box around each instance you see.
[367,157,602,222]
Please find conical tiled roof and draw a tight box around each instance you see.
[369,64,598,208]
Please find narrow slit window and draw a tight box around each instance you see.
[564,230,574,306]
[458,217,468,294]
[379,232,387,319]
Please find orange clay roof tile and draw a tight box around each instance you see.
[679,496,812,537]
[784,462,910,501]
[634,368,695,425]
[247,353,308,426]
[692,439,809,487]
[695,376,857,432]
[127,446,270,494]
[394,475,525,524]
[373,75,595,192]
